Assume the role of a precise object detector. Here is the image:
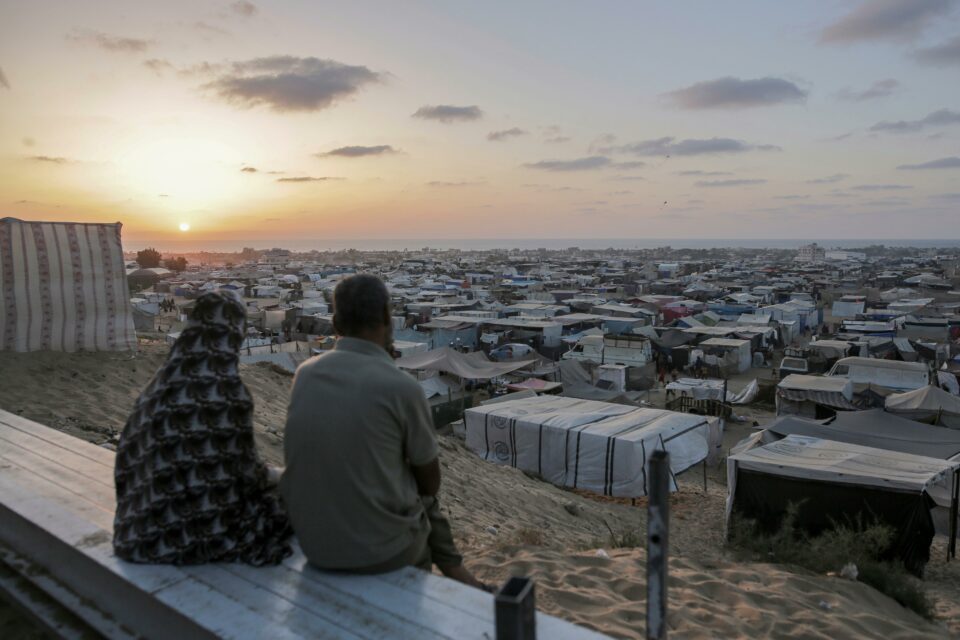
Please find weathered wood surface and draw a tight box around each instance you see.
[0,409,609,639]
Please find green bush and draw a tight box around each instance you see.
[727,503,933,620]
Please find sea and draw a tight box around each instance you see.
[157,238,960,252]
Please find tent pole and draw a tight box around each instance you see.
[950,468,959,561]
[646,450,670,640]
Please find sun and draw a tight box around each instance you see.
[179,222,190,232]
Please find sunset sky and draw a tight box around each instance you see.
[2,0,960,249]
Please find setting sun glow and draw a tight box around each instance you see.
[179,222,190,232]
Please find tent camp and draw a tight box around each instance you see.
[464,395,721,498]
[776,374,857,418]
[728,434,959,574]
[0,218,136,352]
[886,386,960,429]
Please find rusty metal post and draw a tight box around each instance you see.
[647,450,670,640]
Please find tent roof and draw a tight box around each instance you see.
[767,410,960,460]
[886,385,960,414]
[395,347,534,379]
[731,434,958,493]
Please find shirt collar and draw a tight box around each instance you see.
[334,336,395,363]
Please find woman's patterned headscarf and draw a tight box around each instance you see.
[113,290,292,565]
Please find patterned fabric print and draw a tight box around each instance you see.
[113,290,293,566]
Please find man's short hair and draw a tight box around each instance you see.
[333,274,391,336]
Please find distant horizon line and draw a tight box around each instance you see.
[124,237,960,253]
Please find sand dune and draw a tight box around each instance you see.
[1,342,957,639]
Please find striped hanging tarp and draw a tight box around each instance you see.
[0,217,136,352]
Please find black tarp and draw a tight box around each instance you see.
[732,469,936,575]
[765,410,960,460]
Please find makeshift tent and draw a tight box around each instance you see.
[776,374,857,417]
[886,386,960,429]
[464,395,720,497]
[395,347,534,379]
[0,218,136,352]
[665,378,759,405]
[728,434,959,574]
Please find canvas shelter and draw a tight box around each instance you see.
[886,386,960,429]
[776,374,857,418]
[727,434,959,574]
[395,347,535,379]
[0,218,136,352]
[464,395,720,498]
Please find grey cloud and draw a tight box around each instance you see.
[203,56,383,112]
[897,156,960,170]
[665,76,807,109]
[852,184,913,190]
[614,161,646,170]
[820,0,954,44]
[276,176,342,183]
[28,155,71,164]
[695,179,766,187]
[524,156,611,171]
[607,176,646,182]
[836,78,899,101]
[240,166,257,172]
[775,195,811,200]
[318,145,397,157]
[143,58,174,76]
[22,137,35,147]
[194,22,231,36]
[426,181,486,187]
[0,65,9,89]
[870,108,960,133]
[603,137,778,156]
[676,170,732,176]
[588,133,617,152]
[913,35,960,65]
[863,198,911,206]
[545,136,571,144]
[931,192,960,200]
[412,105,483,123]
[230,1,258,17]
[487,127,527,141]
[67,29,151,53]
[807,173,849,184]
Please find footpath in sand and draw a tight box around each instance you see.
[0,341,957,639]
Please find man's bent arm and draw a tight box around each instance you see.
[412,457,441,496]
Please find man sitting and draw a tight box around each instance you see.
[281,274,484,588]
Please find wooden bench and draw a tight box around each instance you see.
[0,409,609,639]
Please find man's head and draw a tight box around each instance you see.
[333,274,393,350]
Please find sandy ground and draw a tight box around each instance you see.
[1,342,957,639]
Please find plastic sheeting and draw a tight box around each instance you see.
[464,395,720,497]
[886,386,960,428]
[396,347,534,379]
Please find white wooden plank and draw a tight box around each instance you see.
[0,421,114,482]
[184,564,372,640]
[0,410,115,467]
[222,559,454,640]
[150,577,315,640]
[0,440,115,508]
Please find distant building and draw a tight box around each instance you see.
[796,242,825,263]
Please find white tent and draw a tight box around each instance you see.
[886,386,960,428]
[464,395,720,497]
[0,218,136,352]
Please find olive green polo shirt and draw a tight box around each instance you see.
[280,337,439,569]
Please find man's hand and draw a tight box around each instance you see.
[411,457,441,496]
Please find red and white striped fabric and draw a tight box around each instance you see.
[0,218,136,352]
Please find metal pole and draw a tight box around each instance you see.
[647,450,670,640]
